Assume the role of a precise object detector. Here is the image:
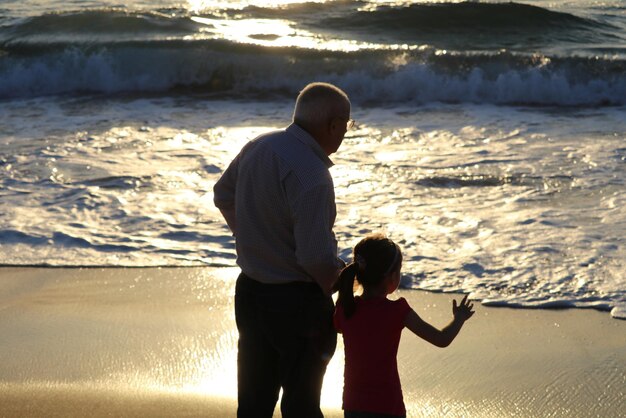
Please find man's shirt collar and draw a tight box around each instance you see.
[286,123,334,168]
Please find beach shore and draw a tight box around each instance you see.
[0,267,624,418]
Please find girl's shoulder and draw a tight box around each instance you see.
[361,296,411,316]
[386,296,411,313]
[335,296,411,315]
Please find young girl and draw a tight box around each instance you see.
[334,233,474,418]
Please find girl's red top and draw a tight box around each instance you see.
[334,296,412,416]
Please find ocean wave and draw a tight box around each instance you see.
[230,1,606,29]
[0,4,624,104]
[314,2,615,44]
[0,9,203,46]
[414,174,574,189]
[0,229,138,252]
[79,175,150,190]
[2,2,622,50]
[0,230,49,246]
[1,40,625,105]
[234,1,622,48]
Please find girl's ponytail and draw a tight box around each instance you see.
[337,262,359,319]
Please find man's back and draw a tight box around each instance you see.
[214,123,340,286]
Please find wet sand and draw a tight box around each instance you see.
[0,267,624,417]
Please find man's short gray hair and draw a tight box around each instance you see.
[293,82,350,127]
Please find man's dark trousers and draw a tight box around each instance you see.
[235,273,337,418]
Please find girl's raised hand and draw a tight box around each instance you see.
[452,294,475,321]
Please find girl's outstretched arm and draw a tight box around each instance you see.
[404,294,474,348]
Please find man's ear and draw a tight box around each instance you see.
[329,116,342,133]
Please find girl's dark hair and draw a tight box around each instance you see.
[337,233,402,318]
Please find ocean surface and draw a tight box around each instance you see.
[1,0,625,320]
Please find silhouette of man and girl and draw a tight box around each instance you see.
[214,82,474,418]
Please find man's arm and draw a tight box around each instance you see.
[292,183,344,295]
[213,153,241,236]
[217,207,236,235]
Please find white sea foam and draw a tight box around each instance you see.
[0,96,624,319]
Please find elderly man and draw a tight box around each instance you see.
[213,82,353,417]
